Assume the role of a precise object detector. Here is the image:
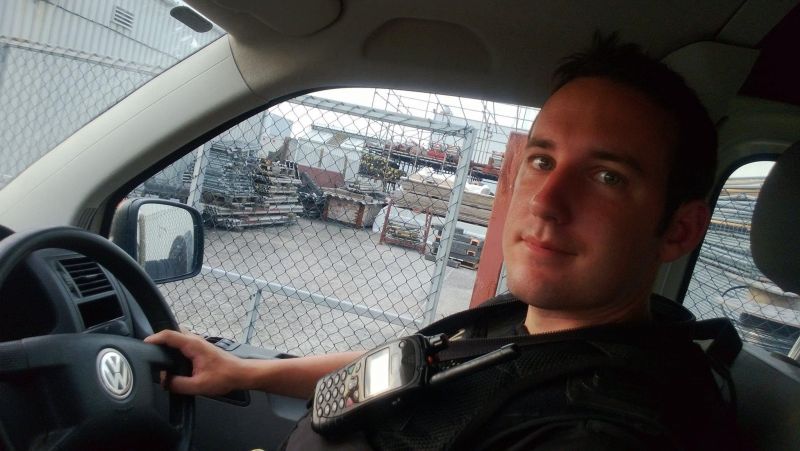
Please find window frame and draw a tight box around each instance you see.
[676,152,779,305]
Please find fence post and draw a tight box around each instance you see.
[241,288,263,344]
[423,127,477,325]
[187,144,209,214]
[495,261,508,296]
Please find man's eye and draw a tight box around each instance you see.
[594,170,623,186]
[531,156,554,171]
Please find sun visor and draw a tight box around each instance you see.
[208,0,341,37]
[662,42,759,122]
[363,19,491,74]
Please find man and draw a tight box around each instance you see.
[146,35,736,448]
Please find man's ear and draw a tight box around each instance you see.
[659,200,711,263]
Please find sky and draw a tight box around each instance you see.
[730,161,774,179]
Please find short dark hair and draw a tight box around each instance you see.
[553,33,717,231]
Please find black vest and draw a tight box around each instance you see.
[283,294,743,450]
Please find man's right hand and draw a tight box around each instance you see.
[145,330,364,399]
[145,330,247,396]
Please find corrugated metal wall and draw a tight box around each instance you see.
[0,0,224,187]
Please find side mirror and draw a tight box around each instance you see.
[110,198,204,283]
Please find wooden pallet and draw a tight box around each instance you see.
[424,252,479,270]
[400,178,495,209]
[384,236,427,252]
[434,234,483,247]
[453,258,478,269]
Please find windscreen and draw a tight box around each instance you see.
[0,1,225,190]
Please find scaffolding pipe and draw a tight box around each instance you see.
[423,127,478,325]
[242,289,263,344]
[202,266,421,330]
[187,144,209,213]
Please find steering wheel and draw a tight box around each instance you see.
[0,226,193,451]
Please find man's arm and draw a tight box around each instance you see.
[145,330,362,399]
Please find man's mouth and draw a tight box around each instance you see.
[521,236,577,257]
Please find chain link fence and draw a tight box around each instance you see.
[134,90,522,356]
[0,40,154,188]
[685,167,800,354]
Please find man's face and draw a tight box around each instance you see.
[502,77,678,312]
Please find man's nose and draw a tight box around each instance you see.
[528,169,573,224]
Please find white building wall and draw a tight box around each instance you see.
[0,0,224,186]
[431,113,527,165]
[0,44,152,182]
[292,139,361,182]
[263,113,293,140]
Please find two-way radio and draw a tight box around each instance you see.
[311,334,518,434]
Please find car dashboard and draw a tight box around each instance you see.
[0,249,143,342]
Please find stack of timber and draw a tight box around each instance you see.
[345,178,386,198]
[201,141,303,229]
[425,224,483,270]
[392,175,494,226]
[322,187,386,228]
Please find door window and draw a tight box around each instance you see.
[128,88,538,355]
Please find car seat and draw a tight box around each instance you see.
[730,141,800,449]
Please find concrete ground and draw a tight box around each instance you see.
[436,265,479,317]
[159,217,479,356]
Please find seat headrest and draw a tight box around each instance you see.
[751,142,800,294]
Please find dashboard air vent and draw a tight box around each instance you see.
[58,257,113,297]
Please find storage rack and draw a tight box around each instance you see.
[378,199,432,254]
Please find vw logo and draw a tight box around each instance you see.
[96,348,133,399]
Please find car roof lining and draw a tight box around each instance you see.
[184,0,795,110]
[208,0,342,37]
